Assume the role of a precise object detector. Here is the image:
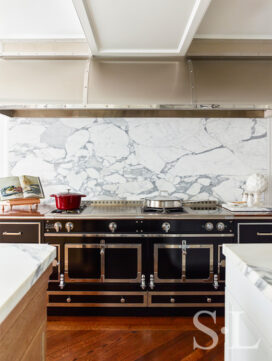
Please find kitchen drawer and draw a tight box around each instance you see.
[48,291,147,307]
[148,292,225,307]
[0,222,41,243]
[238,223,272,243]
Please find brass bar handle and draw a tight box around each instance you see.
[2,232,22,236]
[257,232,272,236]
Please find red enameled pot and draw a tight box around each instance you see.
[50,189,86,210]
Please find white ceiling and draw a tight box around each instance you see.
[0,0,84,39]
[0,0,271,56]
[196,0,272,39]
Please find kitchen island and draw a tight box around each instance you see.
[0,244,55,361]
[223,244,272,361]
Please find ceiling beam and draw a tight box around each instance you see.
[72,0,98,55]
[178,0,212,56]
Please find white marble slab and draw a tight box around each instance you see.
[8,117,268,202]
[0,244,55,324]
[223,244,272,303]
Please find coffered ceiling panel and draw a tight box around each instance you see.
[197,0,272,39]
[0,0,84,39]
[73,0,211,56]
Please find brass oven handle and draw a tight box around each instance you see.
[257,232,272,236]
[2,232,22,236]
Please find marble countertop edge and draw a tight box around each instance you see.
[0,244,56,324]
[223,244,272,303]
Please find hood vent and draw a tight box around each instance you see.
[0,58,271,118]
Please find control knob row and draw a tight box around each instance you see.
[54,222,74,233]
[204,222,225,232]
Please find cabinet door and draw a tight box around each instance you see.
[154,245,183,283]
[238,223,272,243]
[65,244,102,282]
[185,244,213,282]
[0,222,41,243]
[104,244,142,282]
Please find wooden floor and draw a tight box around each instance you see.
[47,316,225,361]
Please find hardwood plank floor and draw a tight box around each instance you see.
[47,316,224,361]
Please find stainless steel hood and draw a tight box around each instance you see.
[0,57,271,118]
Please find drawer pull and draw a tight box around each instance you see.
[66,297,72,303]
[257,232,272,236]
[2,232,22,236]
[170,297,175,303]
[207,297,212,303]
[120,297,126,303]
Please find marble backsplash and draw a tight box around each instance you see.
[8,117,268,202]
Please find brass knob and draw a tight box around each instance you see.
[170,297,175,303]
[66,297,71,303]
[120,297,125,303]
[207,297,212,303]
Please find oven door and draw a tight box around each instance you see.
[64,239,142,284]
[65,244,103,282]
[153,239,214,284]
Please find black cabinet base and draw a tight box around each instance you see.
[47,307,225,317]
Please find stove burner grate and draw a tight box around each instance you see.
[51,204,87,214]
[142,206,185,214]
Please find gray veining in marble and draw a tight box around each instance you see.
[8,117,268,202]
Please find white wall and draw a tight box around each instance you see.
[0,114,8,177]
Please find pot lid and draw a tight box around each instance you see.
[50,189,86,197]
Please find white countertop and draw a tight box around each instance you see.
[223,244,272,303]
[0,244,55,324]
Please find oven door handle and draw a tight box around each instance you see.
[257,232,272,236]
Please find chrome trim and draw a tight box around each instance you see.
[64,243,142,283]
[44,232,234,238]
[59,274,65,290]
[141,274,146,290]
[213,274,219,290]
[48,243,60,282]
[47,291,147,307]
[148,291,224,308]
[149,274,155,290]
[238,222,272,243]
[154,243,214,284]
[0,222,41,243]
[256,232,272,236]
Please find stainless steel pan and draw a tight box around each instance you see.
[144,191,183,209]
